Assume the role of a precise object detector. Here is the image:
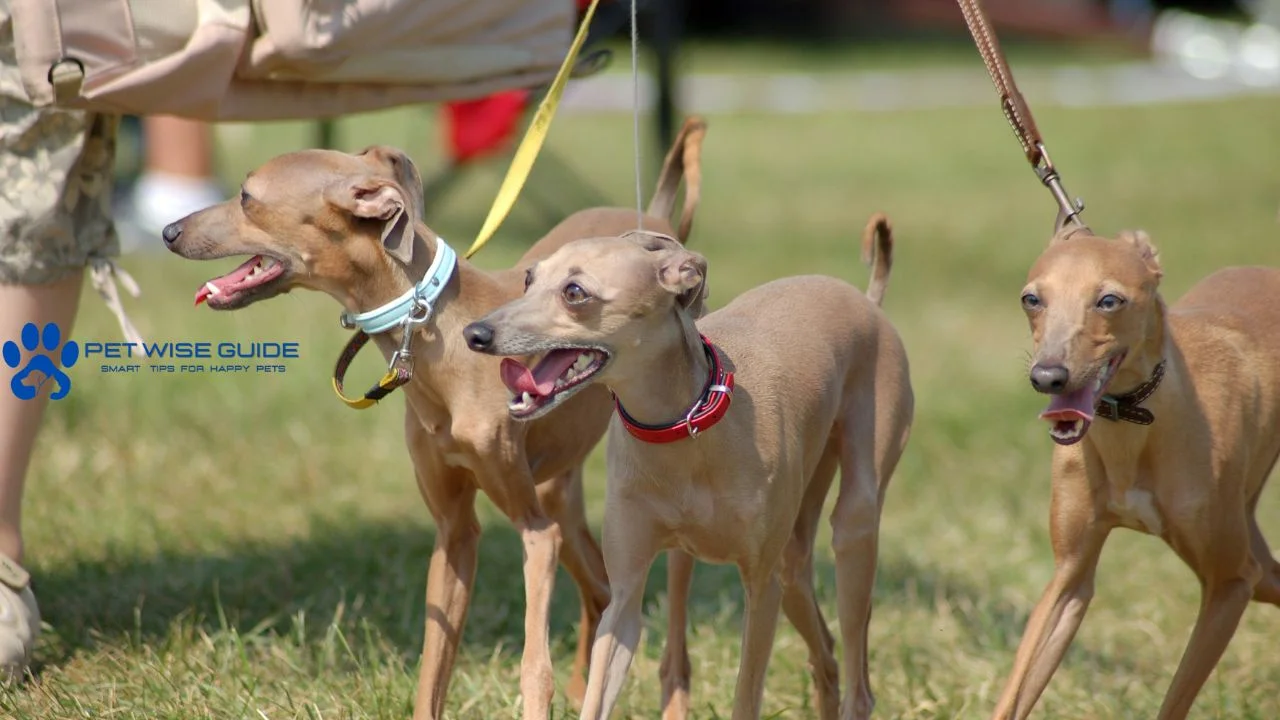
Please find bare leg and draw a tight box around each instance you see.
[0,274,84,563]
[660,549,695,720]
[0,274,83,680]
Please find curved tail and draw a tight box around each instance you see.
[647,116,707,244]
[861,212,894,307]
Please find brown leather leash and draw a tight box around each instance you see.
[956,0,1090,233]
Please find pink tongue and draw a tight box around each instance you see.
[1040,385,1098,422]
[500,350,582,397]
[194,255,262,306]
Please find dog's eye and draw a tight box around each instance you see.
[1096,293,1125,311]
[239,189,251,208]
[524,268,534,291]
[562,282,590,305]
[1021,292,1042,311]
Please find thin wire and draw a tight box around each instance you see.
[629,0,643,229]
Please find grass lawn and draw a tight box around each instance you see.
[4,52,1280,719]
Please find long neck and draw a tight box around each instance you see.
[1110,296,1167,396]
[609,315,709,427]
[343,228,439,316]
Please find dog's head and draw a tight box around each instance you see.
[462,231,708,420]
[1020,226,1164,445]
[162,145,432,310]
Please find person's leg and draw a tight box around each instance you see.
[1,5,122,679]
[122,116,222,249]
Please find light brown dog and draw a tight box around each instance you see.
[160,118,708,720]
[462,215,914,720]
[996,226,1280,719]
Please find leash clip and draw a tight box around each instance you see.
[1032,142,1087,232]
[389,298,432,374]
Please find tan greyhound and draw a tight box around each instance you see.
[161,118,708,720]
[462,214,914,720]
[996,226,1280,719]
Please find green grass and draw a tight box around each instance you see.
[4,62,1280,719]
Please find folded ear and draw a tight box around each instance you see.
[1118,229,1162,279]
[657,248,709,318]
[325,178,415,265]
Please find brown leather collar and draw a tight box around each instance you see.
[1095,361,1165,425]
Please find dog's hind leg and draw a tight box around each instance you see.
[780,442,841,720]
[831,420,882,720]
[660,549,695,720]
[535,466,611,708]
[1157,520,1258,720]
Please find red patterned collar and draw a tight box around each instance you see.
[614,334,735,444]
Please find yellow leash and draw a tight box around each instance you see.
[463,0,603,259]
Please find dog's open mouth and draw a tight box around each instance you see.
[1038,353,1125,446]
[500,348,609,419]
[195,254,288,309]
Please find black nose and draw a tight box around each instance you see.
[161,222,183,245]
[463,322,495,352]
[1030,363,1070,393]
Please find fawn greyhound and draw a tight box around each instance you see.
[996,226,1280,719]
[462,214,914,720]
[161,118,708,720]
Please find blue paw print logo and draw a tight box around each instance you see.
[3,323,78,400]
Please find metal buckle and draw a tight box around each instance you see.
[339,313,356,330]
[684,403,700,439]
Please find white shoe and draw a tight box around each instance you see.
[0,554,39,683]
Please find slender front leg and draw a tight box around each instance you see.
[536,467,611,708]
[579,504,661,720]
[660,550,696,720]
[992,454,1111,720]
[515,513,564,720]
[411,471,481,720]
[730,569,784,720]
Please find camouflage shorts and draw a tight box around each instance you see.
[0,4,120,286]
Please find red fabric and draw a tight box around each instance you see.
[443,90,529,164]
[614,335,736,444]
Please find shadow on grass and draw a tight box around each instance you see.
[29,516,1133,679]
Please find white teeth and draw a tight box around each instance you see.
[1049,419,1086,441]
[522,391,534,405]
[205,282,221,296]
[573,353,593,372]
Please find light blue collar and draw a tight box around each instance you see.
[340,238,458,335]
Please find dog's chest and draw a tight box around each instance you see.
[1106,488,1165,536]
